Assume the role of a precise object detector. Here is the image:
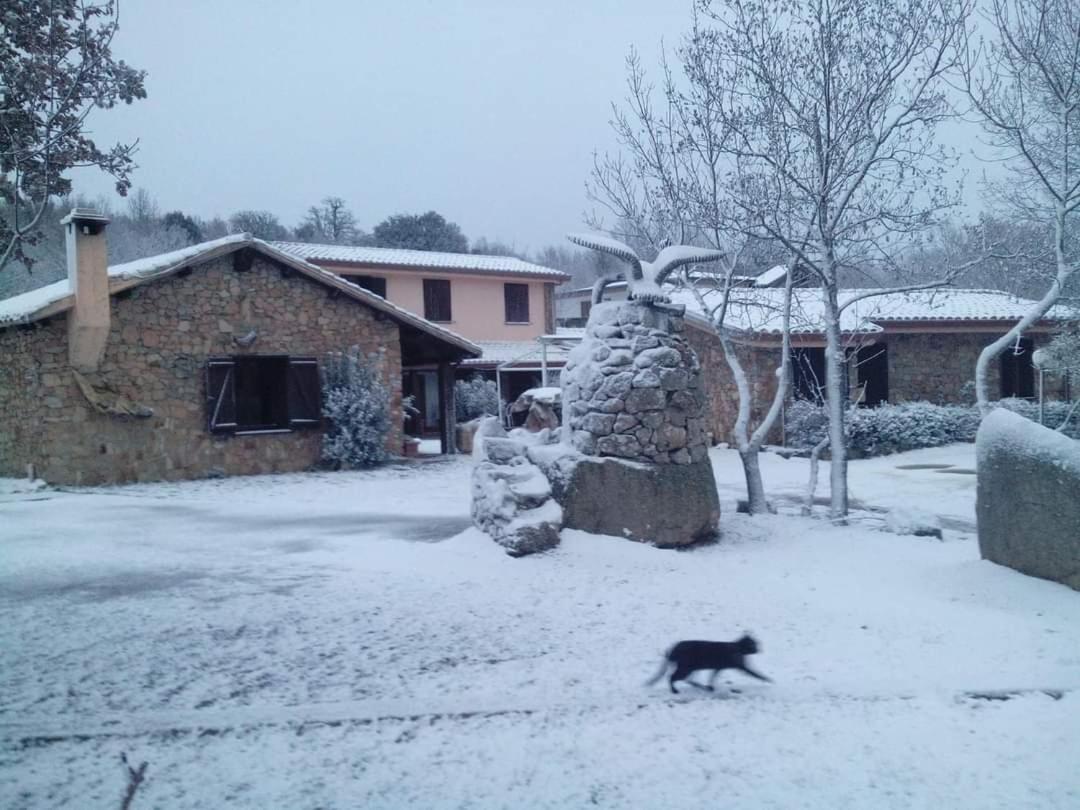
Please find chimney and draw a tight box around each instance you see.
[61,208,111,372]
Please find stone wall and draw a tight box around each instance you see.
[684,327,1066,445]
[684,326,782,446]
[887,331,1064,404]
[0,254,402,485]
[976,409,1080,590]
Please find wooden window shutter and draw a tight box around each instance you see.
[287,357,321,426]
[504,283,529,323]
[423,279,451,322]
[206,359,237,432]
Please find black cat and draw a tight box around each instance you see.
[646,634,772,694]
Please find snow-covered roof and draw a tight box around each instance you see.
[462,340,574,367]
[0,235,481,357]
[753,265,788,287]
[271,242,570,282]
[672,287,1078,336]
[0,234,251,325]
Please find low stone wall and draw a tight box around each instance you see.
[976,409,1080,591]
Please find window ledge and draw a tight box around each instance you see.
[505,321,532,326]
[234,428,293,436]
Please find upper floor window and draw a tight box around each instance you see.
[351,275,387,298]
[423,278,452,322]
[504,283,530,324]
[206,355,321,434]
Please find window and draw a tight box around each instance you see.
[351,275,387,298]
[423,278,452,322]
[206,356,321,434]
[1000,337,1035,399]
[504,283,530,323]
[580,300,592,319]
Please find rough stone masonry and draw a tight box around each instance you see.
[472,300,720,555]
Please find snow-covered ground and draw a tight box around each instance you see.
[2,446,1079,809]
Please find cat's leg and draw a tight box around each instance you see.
[686,679,712,691]
[705,669,720,692]
[669,665,692,694]
[738,664,772,682]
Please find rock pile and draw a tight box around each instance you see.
[470,421,565,557]
[562,302,711,464]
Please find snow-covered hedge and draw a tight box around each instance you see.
[785,398,1080,457]
[455,374,501,422]
[320,347,392,468]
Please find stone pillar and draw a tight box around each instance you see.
[558,300,720,545]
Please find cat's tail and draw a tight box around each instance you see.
[644,656,671,687]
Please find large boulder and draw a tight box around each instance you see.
[558,456,720,547]
[976,409,1080,590]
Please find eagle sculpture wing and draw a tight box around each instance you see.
[566,232,643,281]
[648,245,725,288]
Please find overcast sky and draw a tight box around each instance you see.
[71,1,990,254]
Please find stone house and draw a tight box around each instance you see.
[0,211,479,485]
[670,286,1076,445]
[272,242,571,423]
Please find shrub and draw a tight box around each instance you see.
[784,398,1079,458]
[320,347,391,468]
[455,374,501,422]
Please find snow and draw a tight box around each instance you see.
[2,446,1079,808]
[519,386,561,403]
[0,235,250,325]
[670,286,1078,335]
[462,339,574,367]
[754,264,789,286]
[271,241,569,281]
[977,408,1080,475]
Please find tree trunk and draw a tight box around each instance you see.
[822,288,848,520]
[739,447,770,514]
[803,435,830,516]
[720,334,773,514]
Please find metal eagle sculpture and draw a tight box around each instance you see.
[567,232,725,306]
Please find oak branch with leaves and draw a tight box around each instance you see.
[0,0,146,272]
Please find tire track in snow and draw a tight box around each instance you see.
[2,685,1071,747]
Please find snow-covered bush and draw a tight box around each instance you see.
[844,403,981,456]
[995,398,1080,438]
[320,347,391,468]
[785,398,1080,457]
[783,400,831,449]
[455,374,501,422]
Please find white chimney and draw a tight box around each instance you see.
[61,208,111,372]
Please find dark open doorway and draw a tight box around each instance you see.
[1000,337,1035,399]
[855,344,889,406]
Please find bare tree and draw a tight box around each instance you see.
[228,210,289,241]
[688,0,973,519]
[0,0,146,272]
[959,0,1080,413]
[298,196,360,244]
[587,48,802,514]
